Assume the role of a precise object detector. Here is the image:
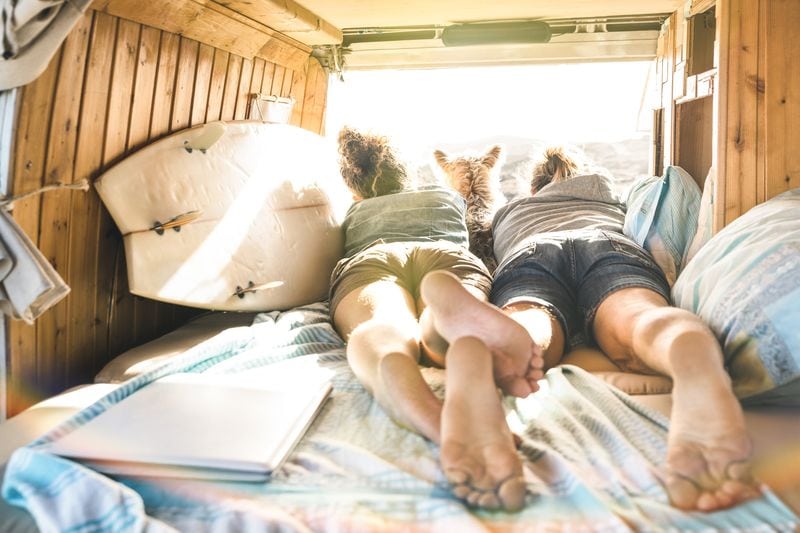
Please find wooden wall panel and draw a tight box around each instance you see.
[764,0,800,197]
[715,0,799,229]
[656,0,798,232]
[717,0,761,228]
[6,10,329,416]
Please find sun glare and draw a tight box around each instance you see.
[326,61,655,196]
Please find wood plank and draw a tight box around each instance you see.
[713,0,730,233]
[127,25,160,151]
[172,38,200,132]
[93,0,314,71]
[150,32,180,140]
[190,44,215,126]
[288,66,306,126]
[256,37,310,72]
[299,59,320,132]
[107,242,135,358]
[7,36,63,415]
[720,0,760,226]
[765,0,800,197]
[270,65,286,96]
[280,69,293,98]
[260,62,276,96]
[100,18,141,363]
[104,19,140,167]
[34,188,72,397]
[315,68,329,135]
[247,58,266,120]
[675,97,714,187]
[234,58,253,120]
[36,13,93,394]
[68,13,117,380]
[93,0,274,59]
[301,58,327,134]
[756,0,767,205]
[206,48,229,122]
[220,55,242,121]
[209,0,341,45]
[192,0,316,56]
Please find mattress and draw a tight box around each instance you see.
[1,308,799,531]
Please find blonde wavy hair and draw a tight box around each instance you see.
[530,146,582,194]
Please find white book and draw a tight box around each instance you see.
[43,372,332,481]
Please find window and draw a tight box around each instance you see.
[326,61,654,199]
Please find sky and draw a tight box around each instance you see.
[325,61,654,159]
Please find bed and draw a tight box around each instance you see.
[1,303,799,532]
[3,123,800,531]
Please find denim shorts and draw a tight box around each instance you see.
[329,240,492,317]
[491,229,670,348]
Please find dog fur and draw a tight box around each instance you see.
[434,145,504,273]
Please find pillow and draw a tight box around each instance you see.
[624,166,701,285]
[672,188,800,404]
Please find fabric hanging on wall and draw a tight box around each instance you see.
[0,0,91,90]
[0,209,69,323]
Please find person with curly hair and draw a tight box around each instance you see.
[329,127,543,512]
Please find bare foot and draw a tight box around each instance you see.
[663,375,760,511]
[441,336,527,511]
[421,270,543,397]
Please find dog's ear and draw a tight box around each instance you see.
[482,145,503,168]
[433,149,450,169]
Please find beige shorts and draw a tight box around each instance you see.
[329,241,492,317]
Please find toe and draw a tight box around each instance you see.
[452,483,472,499]
[467,490,483,507]
[697,491,721,511]
[498,375,535,398]
[445,468,470,485]
[726,460,753,482]
[478,492,500,510]
[497,476,527,512]
[665,473,701,510]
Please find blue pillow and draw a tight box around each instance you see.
[672,188,800,404]
[624,166,701,285]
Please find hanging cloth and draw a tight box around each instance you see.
[0,0,91,90]
[0,209,69,323]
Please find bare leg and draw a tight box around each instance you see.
[420,271,544,397]
[593,288,759,511]
[441,336,527,511]
[333,281,443,442]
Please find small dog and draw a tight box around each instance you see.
[434,145,504,273]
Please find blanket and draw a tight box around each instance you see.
[3,303,798,531]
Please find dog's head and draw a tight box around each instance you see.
[433,145,503,205]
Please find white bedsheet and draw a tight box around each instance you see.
[2,303,798,532]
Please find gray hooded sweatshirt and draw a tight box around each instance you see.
[492,173,626,268]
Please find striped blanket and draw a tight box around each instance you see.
[3,303,798,531]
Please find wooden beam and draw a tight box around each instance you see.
[92,0,313,71]
[211,0,341,45]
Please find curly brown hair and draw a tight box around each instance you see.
[530,146,581,194]
[337,127,410,199]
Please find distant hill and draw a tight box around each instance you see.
[414,134,651,201]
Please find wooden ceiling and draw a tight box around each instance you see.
[294,0,685,30]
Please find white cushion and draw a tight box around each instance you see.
[95,122,350,311]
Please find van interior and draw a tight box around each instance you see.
[0,0,799,530]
